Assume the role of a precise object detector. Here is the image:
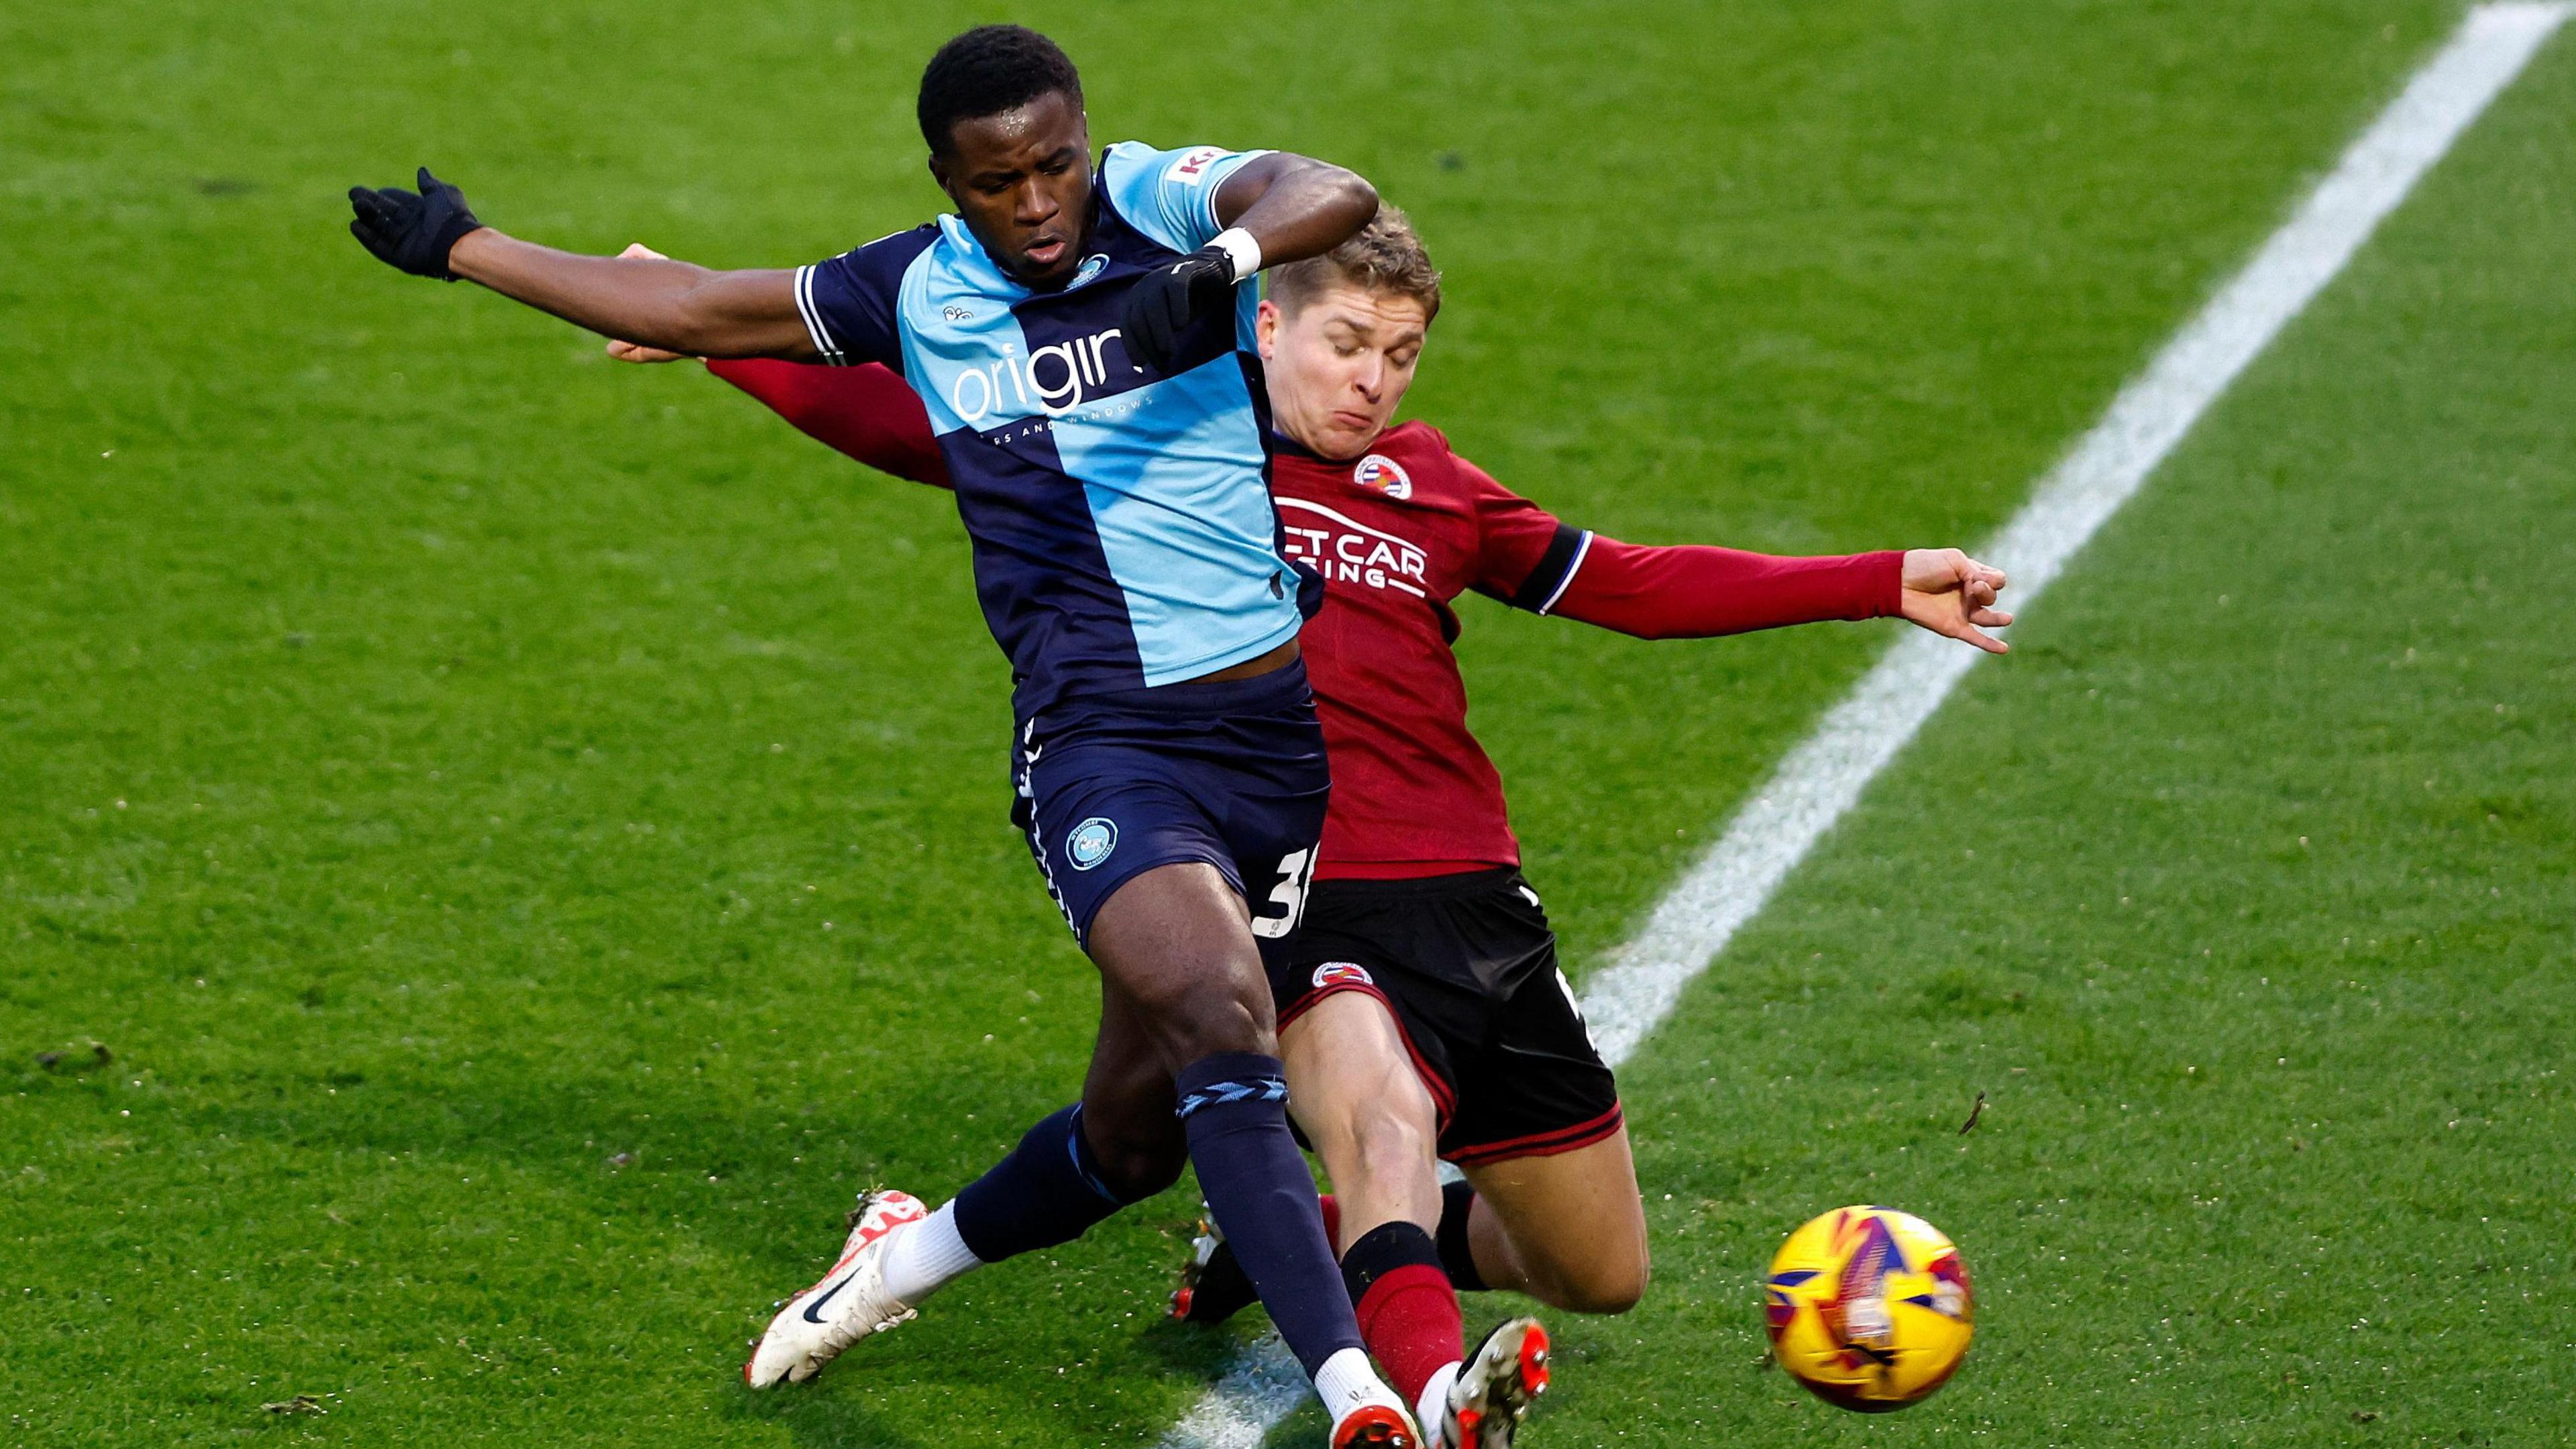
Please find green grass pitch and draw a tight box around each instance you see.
[5,1,2569,1445]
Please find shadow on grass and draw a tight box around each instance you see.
[146,1056,1255,1446]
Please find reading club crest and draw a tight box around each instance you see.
[1352,455,1413,500]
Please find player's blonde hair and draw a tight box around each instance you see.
[1267,203,1442,322]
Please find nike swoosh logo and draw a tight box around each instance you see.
[800,1272,854,1324]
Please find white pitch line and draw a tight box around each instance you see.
[1159,7,2571,1444]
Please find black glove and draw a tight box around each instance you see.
[1119,246,1238,374]
[348,167,485,280]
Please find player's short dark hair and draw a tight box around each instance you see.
[917,25,1085,157]
[1268,204,1443,322]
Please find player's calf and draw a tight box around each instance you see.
[1457,1131,1650,1316]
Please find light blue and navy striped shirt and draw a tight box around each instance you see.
[796,142,1313,718]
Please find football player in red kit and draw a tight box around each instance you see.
[605,211,2007,1446]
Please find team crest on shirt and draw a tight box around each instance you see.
[1352,455,1413,500]
[1071,253,1110,288]
[1067,817,1119,871]
[1311,961,1376,990]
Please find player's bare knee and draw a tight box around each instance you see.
[1348,1109,1434,1189]
[1139,970,1275,1066]
[1553,1242,1650,1314]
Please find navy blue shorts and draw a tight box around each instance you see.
[1012,659,1330,951]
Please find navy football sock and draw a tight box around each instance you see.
[1177,1052,1366,1379]
[949,1104,1134,1263]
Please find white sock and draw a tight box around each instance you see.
[1416,1360,1462,1445]
[1313,1346,1405,1428]
[879,1199,983,1304]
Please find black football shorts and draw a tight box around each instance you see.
[1269,867,1623,1167]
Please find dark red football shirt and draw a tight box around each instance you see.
[704,359,1902,879]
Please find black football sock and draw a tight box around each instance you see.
[1177,1053,1367,1379]
[1435,1178,1491,1292]
[949,1104,1134,1263]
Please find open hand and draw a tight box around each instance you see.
[1898,548,2012,653]
[348,167,484,280]
[600,245,693,362]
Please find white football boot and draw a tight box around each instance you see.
[1438,1317,1550,1448]
[744,1188,929,1387]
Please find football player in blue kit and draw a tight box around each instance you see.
[347,25,1424,1446]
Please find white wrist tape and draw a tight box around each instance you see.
[1210,227,1264,283]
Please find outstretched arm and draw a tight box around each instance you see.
[349,169,816,359]
[1547,541,2010,652]
[596,244,947,486]
[447,232,814,359]
[1466,455,2012,650]
[702,358,950,488]
[1546,539,1904,638]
